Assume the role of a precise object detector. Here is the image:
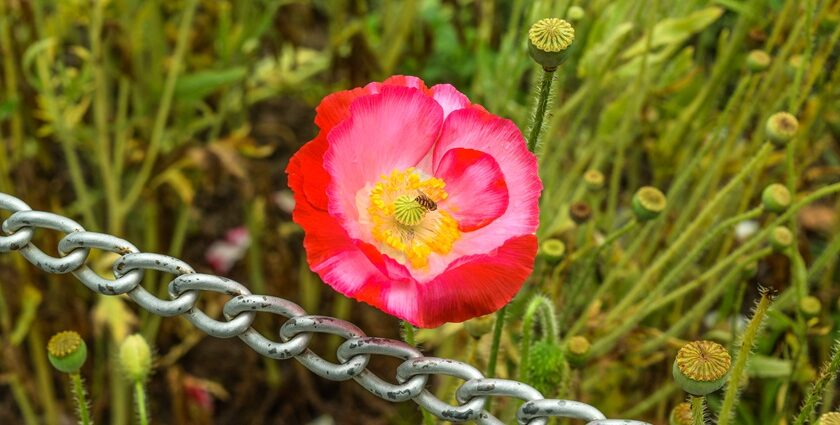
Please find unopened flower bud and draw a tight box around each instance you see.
[746,50,770,72]
[769,226,794,252]
[565,336,590,367]
[818,412,840,425]
[673,340,731,395]
[528,18,575,71]
[526,340,568,396]
[632,186,667,221]
[47,331,88,374]
[567,6,585,22]
[569,201,592,224]
[539,238,566,264]
[119,334,152,382]
[583,169,604,191]
[765,112,798,145]
[463,314,496,339]
[799,295,821,318]
[762,184,791,213]
[669,402,693,425]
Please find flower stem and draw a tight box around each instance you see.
[70,372,92,425]
[134,380,149,425]
[718,290,772,425]
[792,339,840,425]
[401,321,415,346]
[527,69,555,153]
[486,305,506,379]
[691,395,705,425]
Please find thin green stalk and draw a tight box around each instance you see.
[519,295,558,380]
[608,143,773,322]
[121,0,200,217]
[6,375,39,425]
[70,373,92,425]
[89,0,120,234]
[400,321,434,425]
[486,305,506,379]
[134,380,148,425]
[527,69,555,153]
[590,180,840,357]
[621,382,678,418]
[691,395,705,425]
[718,291,772,425]
[793,339,840,425]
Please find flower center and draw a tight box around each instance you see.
[368,168,460,269]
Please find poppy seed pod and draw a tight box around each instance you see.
[632,186,667,221]
[528,18,575,71]
[769,226,794,252]
[766,112,799,145]
[569,201,592,224]
[567,6,585,22]
[818,412,840,425]
[672,340,731,395]
[539,238,566,265]
[565,335,590,367]
[746,50,771,72]
[583,169,605,191]
[799,296,821,319]
[762,184,791,213]
[47,331,88,374]
[669,402,693,425]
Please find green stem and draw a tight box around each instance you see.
[120,0,200,217]
[718,291,772,425]
[7,374,39,425]
[486,305,507,378]
[400,321,434,424]
[691,395,705,425]
[70,373,92,425]
[527,69,555,153]
[519,295,558,380]
[134,380,148,425]
[792,339,840,425]
[608,143,773,322]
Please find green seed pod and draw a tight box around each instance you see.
[799,295,821,318]
[119,334,153,382]
[761,184,791,213]
[632,186,667,221]
[567,6,585,22]
[539,238,566,265]
[569,201,592,224]
[769,226,794,252]
[463,314,496,339]
[528,18,575,71]
[669,402,693,425]
[47,331,88,374]
[746,50,770,72]
[583,169,605,191]
[565,335,590,368]
[765,112,799,145]
[818,412,840,425]
[526,340,568,396]
[672,340,731,395]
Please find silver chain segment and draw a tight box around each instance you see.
[0,192,650,425]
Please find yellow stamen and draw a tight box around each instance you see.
[368,168,459,269]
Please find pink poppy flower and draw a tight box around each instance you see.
[286,76,541,328]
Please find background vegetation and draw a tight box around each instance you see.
[1,0,839,424]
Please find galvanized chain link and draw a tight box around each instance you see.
[0,192,651,425]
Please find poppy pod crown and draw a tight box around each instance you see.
[286,76,542,327]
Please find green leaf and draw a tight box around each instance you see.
[174,67,247,100]
[622,7,724,58]
[747,355,791,378]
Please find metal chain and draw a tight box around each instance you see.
[0,192,651,425]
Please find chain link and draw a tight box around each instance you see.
[0,192,651,425]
